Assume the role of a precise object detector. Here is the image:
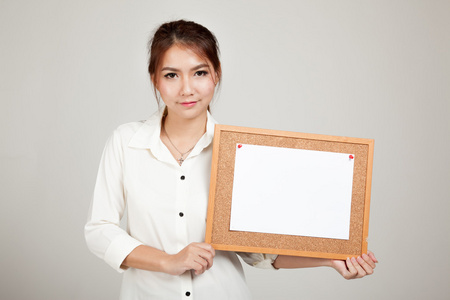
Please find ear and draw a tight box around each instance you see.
[214,64,221,85]
[214,72,220,86]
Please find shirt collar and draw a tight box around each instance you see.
[128,108,217,163]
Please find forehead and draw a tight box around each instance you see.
[160,45,211,69]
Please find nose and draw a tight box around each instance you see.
[180,77,194,96]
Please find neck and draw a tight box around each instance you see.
[162,110,208,143]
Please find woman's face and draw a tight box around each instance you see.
[154,45,217,122]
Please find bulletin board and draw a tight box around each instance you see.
[205,125,374,260]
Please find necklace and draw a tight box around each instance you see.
[162,125,197,166]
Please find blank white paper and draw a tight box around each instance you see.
[229,144,355,240]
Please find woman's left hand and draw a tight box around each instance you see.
[331,251,378,280]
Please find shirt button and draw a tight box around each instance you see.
[180,175,185,180]
[185,291,191,296]
[179,212,184,217]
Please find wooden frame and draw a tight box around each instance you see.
[205,125,374,260]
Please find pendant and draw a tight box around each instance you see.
[178,157,184,165]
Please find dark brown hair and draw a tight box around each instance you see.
[148,20,222,109]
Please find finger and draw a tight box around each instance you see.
[351,257,367,278]
[195,243,216,257]
[191,247,214,271]
[181,253,205,276]
[333,260,352,280]
[345,258,358,279]
[204,256,213,270]
[367,251,378,263]
[184,243,215,274]
[197,249,214,270]
[190,252,209,275]
[357,256,374,275]
[194,245,215,269]
[362,253,376,269]
[197,258,208,273]
[185,249,207,269]
[196,256,213,271]
[192,260,207,275]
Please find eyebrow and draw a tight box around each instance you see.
[161,63,210,72]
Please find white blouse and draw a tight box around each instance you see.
[85,110,276,300]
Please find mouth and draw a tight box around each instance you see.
[180,101,198,107]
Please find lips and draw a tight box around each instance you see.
[180,101,198,107]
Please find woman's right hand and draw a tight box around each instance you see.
[163,243,216,276]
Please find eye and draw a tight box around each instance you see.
[164,73,177,79]
[194,70,208,77]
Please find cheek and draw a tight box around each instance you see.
[201,82,216,96]
[157,83,176,99]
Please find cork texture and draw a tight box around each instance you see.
[207,126,373,258]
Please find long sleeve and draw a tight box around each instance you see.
[85,129,143,273]
[236,252,278,269]
[85,114,255,298]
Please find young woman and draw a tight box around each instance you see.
[85,20,377,299]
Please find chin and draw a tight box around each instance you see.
[170,106,209,121]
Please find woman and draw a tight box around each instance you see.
[85,20,377,299]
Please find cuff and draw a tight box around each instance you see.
[104,234,143,273]
[252,253,279,270]
[237,252,279,270]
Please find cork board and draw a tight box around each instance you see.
[205,125,374,260]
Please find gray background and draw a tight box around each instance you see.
[1,0,449,299]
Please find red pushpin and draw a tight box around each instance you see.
[349,155,354,159]
[238,144,242,148]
